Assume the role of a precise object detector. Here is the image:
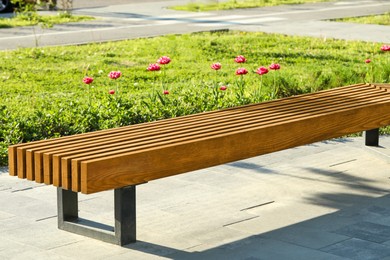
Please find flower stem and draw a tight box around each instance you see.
[215,70,219,104]
[240,75,244,99]
[259,76,263,101]
[272,72,278,99]
[88,85,91,106]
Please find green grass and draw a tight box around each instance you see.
[171,0,335,12]
[0,12,94,28]
[0,30,389,166]
[332,12,390,26]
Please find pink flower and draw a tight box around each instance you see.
[83,76,93,84]
[108,89,115,95]
[381,45,390,51]
[365,59,371,64]
[256,66,269,75]
[211,62,222,70]
[147,63,161,71]
[163,90,169,95]
[234,55,247,63]
[157,56,171,65]
[269,63,281,70]
[235,68,248,75]
[108,71,122,79]
[220,86,227,91]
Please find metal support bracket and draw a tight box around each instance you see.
[57,186,136,246]
[365,128,379,146]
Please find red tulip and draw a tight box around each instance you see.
[381,45,390,51]
[109,89,115,94]
[108,71,122,79]
[256,66,269,75]
[163,90,169,95]
[157,56,171,65]
[269,63,281,70]
[365,59,371,64]
[235,68,248,75]
[234,55,247,63]
[147,63,161,71]
[83,76,93,84]
[220,86,227,91]
[211,62,222,70]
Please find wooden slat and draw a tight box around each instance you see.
[8,146,17,176]
[34,152,44,183]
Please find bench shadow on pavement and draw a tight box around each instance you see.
[122,160,390,259]
[123,194,390,259]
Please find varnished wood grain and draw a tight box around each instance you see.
[8,83,367,178]
[8,83,369,180]
[8,83,390,194]
[8,146,17,176]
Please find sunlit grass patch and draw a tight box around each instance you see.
[331,12,390,26]
[0,12,94,28]
[171,0,335,12]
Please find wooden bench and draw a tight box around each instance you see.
[8,83,390,245]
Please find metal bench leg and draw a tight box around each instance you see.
[57,186,136,246]
[115,186,136,245]
[365,128,379,146]
[58,187,78,222]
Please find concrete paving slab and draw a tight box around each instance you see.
[0,215,36,234]
[49,239,132,260]
[1,189,57,221]
[3,217,85,250]
[225,200,336,235]
[321,238,390,260]
[168,235,347,260]
[0,237,73,260]
[334,221,390,244]
[297,195,390,233]
[260,225,350,250]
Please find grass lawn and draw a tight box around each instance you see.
[332,12,390,26]
[0,12,94,28]
[0,30,389,165]
[171,0,335,12]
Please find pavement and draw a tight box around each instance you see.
[1,0,390,259]
[2,137,390,259]
[0,0,389,50]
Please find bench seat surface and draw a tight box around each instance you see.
[9,83,390,194]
